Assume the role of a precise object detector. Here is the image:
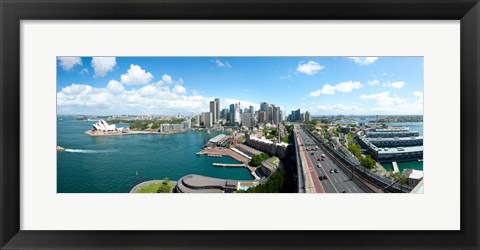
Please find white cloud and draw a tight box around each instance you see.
[348,57,378,66]
[106,80,125,94]
[214,59,231,68]
[360,92,407,106]
[412,91,423,110]
[57,79,261,116]
[91,57,117,77]
[120,64,154,85]
[58,57,82,71]
[172,85,186,95]
[358,91,423,115]
[296,61,324,75]
[388,81,405,89]
[368,80,380,86]
[413,91,423,98]
[162,74,173,84]
[368,80,406,89]
[308,81,362,96]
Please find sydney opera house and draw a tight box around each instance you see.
[87,120,126,135]
[92,120,125,132]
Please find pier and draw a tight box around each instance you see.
[212,163,246,168]
[392,161,400,173]
[197,147,250,163]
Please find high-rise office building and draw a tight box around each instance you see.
[193,114,200,127]
[229,104,235,124]
[214,98,220,123]
[305,111,311,122]
[260,102,269,112]
[267,105,273,124]
[249,106,255,126]
[234,103,241,124]
[241,112,252,127]
[203,112,213,128]
[294,109,301,121]
[221,108,228,120]
[200,113,206,126]
[259,111,267,124]
[183,118,191,129]
[273,106,280,124]
[209,101,217,124]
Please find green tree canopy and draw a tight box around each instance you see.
[241,170,293,193]
[249,153,269,167]
[360,155,376,170]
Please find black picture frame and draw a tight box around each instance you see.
[1,0,479,249]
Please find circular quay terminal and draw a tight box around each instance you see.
[56,56,424,194]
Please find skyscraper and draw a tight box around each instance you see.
[209,101,217,124]
[260,102,269,112]
[241,112,252,127]
[294,109,301,121]
[229,104,235,124]
[203,112,213,128]
[214,98,220,122]
[259,111,267,124]
[267,105,273,124]
[221,108,228,120]
[273,106,280,124]
[305,111,311,122]
[249,105,255,126]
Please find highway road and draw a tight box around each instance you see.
[295,125,365,193]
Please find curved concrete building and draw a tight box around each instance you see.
[174,174,240,193]
[92,119,124,132]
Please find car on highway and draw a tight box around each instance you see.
[329,169,334,173]
[334,169,339,173]
[319,176,324,181]
[310,152,314,155]
[317,158,321,161]
[341,190,346,193]
[321,153,326,158]
[323,175,328,180]
[317,164,321,168]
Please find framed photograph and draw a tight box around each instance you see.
[1,0,479,249]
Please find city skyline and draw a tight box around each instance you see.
[57,56,423,116]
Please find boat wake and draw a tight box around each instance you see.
[64,149,117,154]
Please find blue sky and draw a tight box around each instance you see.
[57,56,423,116]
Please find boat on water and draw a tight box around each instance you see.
[56,145,65,151]
[418,159,423,162]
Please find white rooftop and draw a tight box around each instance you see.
[409,169,424,180]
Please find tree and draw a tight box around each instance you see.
[163,177,170,184]
[241,170,294,193]
[392,172,408,185]
[249,153,269,167]
[348,142,362,158]
[157,183,171,193]
[360,155,376,170]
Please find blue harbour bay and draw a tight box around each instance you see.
[57,116,252,193]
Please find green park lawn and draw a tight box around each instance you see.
[135,182,175,193]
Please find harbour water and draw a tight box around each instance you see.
[57,116,253,193]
